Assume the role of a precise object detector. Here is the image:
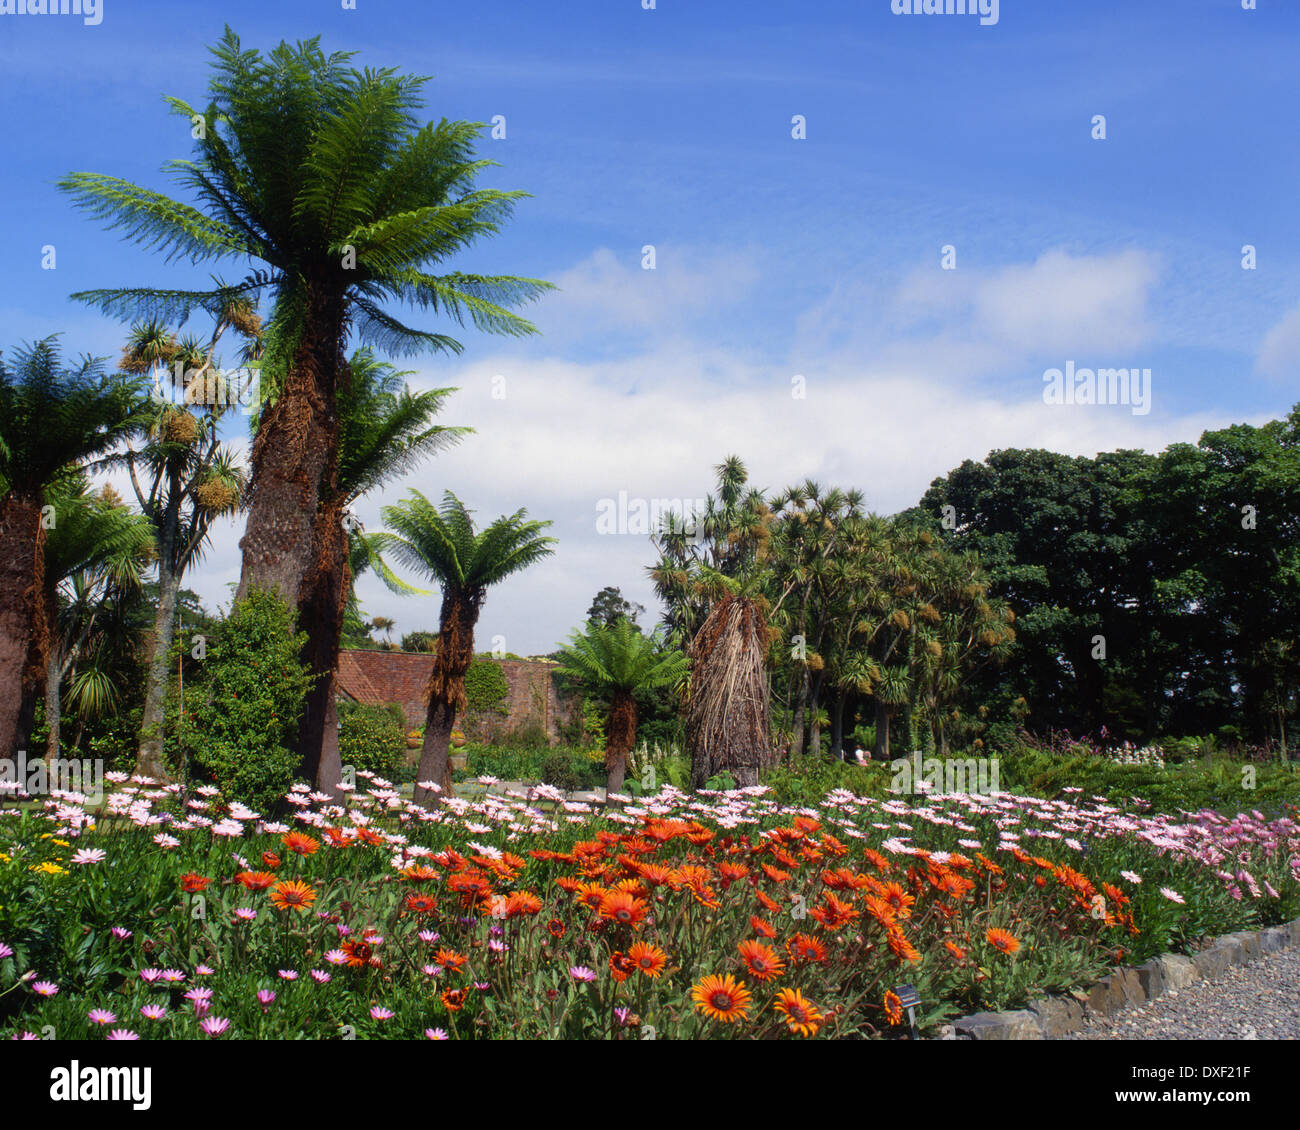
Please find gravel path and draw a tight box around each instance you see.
[1066,946,1300,1040]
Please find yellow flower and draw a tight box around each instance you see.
[31,862,67,876]
[53,839,71,848]
[0,852,11,864]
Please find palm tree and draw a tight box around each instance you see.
[553,619,688,796]
[115,313,253,780]
[373,491,555,808]
[40,477,154,755]
[60,28,551,637]
[295,348,467,796]
[0,338,145,757]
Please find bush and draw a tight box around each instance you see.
[541,750,586,791]
[181,588,315,811]
[338,701,406,782]
[763,757,891,806]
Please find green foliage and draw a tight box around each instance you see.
[465,660,509,714]
[181,588,315,810]
[400,630,438,653]
[338,701,406,782]
[585,585,644,628]
[996,742,1300,817]
[540,750,592,792]
[762,757,892,806]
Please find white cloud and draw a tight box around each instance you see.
[1256,301,1300,382]
[87,245,1255,656]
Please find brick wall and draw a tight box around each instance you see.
[336,650,579,744]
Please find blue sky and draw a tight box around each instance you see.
[2,0,1297,653]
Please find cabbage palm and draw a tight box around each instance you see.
[0,338,145,757]
[115,312,254,780]
[554,619,688,796]
[59,27,550,628]
[373,491,555,808]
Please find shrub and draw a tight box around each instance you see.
[540,750,585,791]
[338,701,406,782]
[181,588,315,811]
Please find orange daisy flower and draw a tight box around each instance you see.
[261,852,281,870]
[986,927,1020,955]
[737,939,785,982]
[179,872,210,893]
[691,974,752,1023]
[810,892,859,930]
[281,831,319,856]
[944,939,967,960]
[442,988,469,1013]
[627,942,668,978]
[547,918,567,939]
[403,893,437,915]
[887,926,921,964]
[785,932,828,964]
[635,862,676,887]
[400,864,441,882]
[883,990,904,1026]
[235,870,276,891]
[268,879,317,913]
[434,948,468,970]
[750,916,776,939]
[774,988,823,1037]
[599,889,649,927]
[881,882,915,918]
[574,881,608,912]
[609,950,635,983]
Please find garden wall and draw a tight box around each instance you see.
[335,650,579,744]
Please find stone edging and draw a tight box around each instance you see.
[939,916,1300,1040]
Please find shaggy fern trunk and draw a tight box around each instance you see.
[236,284,344,612]
[413,591,482,810]
[0,491,48,759]
[686,594,770,789]
[605,689,637,797]
[293,497,350,797]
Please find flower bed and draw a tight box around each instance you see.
[1,773,1297,1040]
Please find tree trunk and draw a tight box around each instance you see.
[830,690,845,760]
[0,491,48,759]
[44,591,62,758]
[412,590,482,810]
[605,688,637,799]
[873,699,892,761]
[686,595,770,790]
[135,554,181,780]
[236,285,345,608]
[293,498,350,796]
[317,685,343,795]
[790,662,810,759]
